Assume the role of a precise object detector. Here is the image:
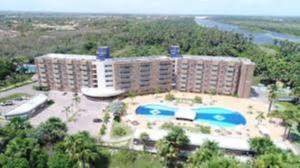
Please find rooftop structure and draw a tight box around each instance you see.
[35,46,255,98]
[5,94,48,120]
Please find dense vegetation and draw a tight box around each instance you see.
[0,13,299,99]
[0,14,299,95]
[1,118,300,168]
[0,117,163,168]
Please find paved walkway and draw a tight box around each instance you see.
[0,82,44,98]
[30,91,110,136]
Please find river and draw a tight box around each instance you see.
[195,17,300,44]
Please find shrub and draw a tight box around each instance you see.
[111,122,130,137]
[147,122,152,129]
[114,115,121,122]
[165,93,175,101]
[198,125,211,134]
[33,85,50,91]
[103,113,110,124]
[160,122,175,130]
[100,124,106,135]
[193,96,203,104]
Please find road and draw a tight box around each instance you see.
[0,82,44,98]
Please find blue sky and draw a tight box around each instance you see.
[1,0,299,16]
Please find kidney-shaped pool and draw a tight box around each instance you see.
[135,104,246,128]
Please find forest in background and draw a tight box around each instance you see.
[0,13,299,99]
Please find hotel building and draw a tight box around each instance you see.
[35,46,255,98]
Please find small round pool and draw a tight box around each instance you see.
[135,104,246,128]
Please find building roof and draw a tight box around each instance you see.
[175,109,196,120]
[5,94,48,118]
[38,53,254,65]
[102,55,171,63]
[182,55,255,64]
[133,129,289,152]
[81,87,125,98]
[40,53,97,60]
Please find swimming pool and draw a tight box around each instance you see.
[135,104,246,128]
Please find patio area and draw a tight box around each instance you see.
[122,91,287,141]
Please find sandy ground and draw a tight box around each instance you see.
[122,91,286,141]
[30,91,110,136]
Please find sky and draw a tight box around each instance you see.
[1,0,300,16]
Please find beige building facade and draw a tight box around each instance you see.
[35,49,255,98]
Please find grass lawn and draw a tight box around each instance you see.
[0,93,30,103]
[108,151,163,168]
[0,76,33,92]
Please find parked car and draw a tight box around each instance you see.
[4,101,14,106]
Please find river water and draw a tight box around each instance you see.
[195,17,300,44]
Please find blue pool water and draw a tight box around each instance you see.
[135,104,246,128]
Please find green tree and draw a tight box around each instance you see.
[199,156,240,168]
[48,151,73,168]
[156,126,189,167]
[63,131,100,168]
[35,117,67,145]
[273,109,300,139]
[267,84,278,113]
[255,112,265,126]
[186,141,221,166]
[0,155,29,168]
[254,153,285,168]
[4,137,47,168]
[0,117,32,149]
[249,137,278,156]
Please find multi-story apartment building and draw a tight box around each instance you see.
[35,46,255,98]
[176,56,255,98]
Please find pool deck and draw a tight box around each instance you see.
[122,91,286,142]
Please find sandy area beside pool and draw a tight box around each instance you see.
[122,91,286,141]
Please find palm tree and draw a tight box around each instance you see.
[268,84,278,113]
[156,126,189,167]
[249,137,277,155]
[256,111,266,126]
[4,137,47,167]
[0,117,32,149]
[254,153,285,167]
[186,141,221,166]
[273,109,300,140]
[63,131,100,168]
